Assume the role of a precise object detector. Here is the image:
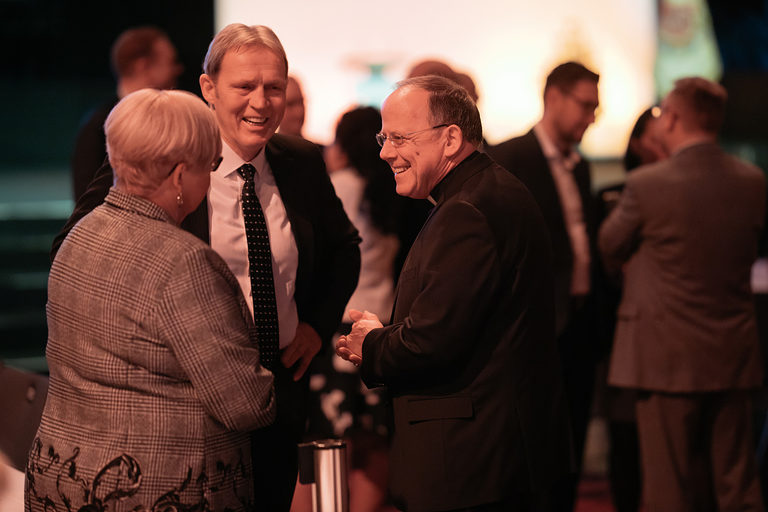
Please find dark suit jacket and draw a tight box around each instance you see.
[70,96,118,201]
[599,143,765,392]
[53,134,361,347]
[360,152,571,511]
[487,130,596,335]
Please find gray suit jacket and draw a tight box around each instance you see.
[28,190,275,512]
[599,142,765,392]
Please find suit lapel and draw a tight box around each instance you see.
[265,137,312,304]
[522,131,567,230]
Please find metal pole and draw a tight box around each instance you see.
[300,439,349,512]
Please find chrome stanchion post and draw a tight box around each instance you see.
[297,439,349,512]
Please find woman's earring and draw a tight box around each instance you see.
[176,191,183,207]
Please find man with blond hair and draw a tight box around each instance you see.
[600,77,766,511]
[193,24,359,509]
[53,23,360,511]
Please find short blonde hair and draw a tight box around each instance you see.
[203,23,288,79]
[105,89,221,195]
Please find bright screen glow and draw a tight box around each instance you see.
[216,0,657,157]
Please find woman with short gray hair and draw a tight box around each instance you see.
[25,88,274,512]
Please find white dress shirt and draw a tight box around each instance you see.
[534,123,591,296]
[208,141,299,348]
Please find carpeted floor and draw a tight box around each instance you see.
[575,475,618,512]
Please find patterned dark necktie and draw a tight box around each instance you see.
[238,163,279,371]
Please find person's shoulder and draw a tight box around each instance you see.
[94,202,207,256]
[267,134,327,181]
[147,221,232,278]
[77,96,119,131]
[269,133,324,158]
[441,164,548,252]
[486,130,536,157]
[64,205,213,271]
[719,150,765,182]
[458,159,538,215]
[625,157,672,185]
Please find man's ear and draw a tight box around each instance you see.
[660,107,677,136]
[199,74,216,105]
[443,125,465,158]
[628,137,644,157]
[543,86,559,109]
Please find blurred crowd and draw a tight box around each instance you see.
[5,22,766,512]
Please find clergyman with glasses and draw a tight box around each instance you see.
[487,60,601,512]
[336,75,571,511]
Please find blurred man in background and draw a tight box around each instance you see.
[600,77,765,512]
[70,26,182,200]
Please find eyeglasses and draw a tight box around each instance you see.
[166,155,223,177]
[375,124,450,148]
[563,91,600,117]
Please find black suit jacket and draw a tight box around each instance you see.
[53,134,361,347]
[487,129,596,335]
[70,96,119,201]
[361,152,571,511]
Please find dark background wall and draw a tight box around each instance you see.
[0,0,214,366]
[707,0,768,157]
[0,0,215,169]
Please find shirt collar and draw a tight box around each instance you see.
[219,140,268,179]
[429,151,490,204]
[104,187,174,224]
[533,123,581,168]
[671,139,717,157]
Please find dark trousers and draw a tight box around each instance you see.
[552,297,598,512]
[759,411,768,503]
[636,391,765,512]
[251,361,309,511]
[447,491,554,512]
[608,420,641,512]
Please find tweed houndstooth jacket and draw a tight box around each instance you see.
[26,189,275,512]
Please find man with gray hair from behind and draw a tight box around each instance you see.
[600,77,766,512]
